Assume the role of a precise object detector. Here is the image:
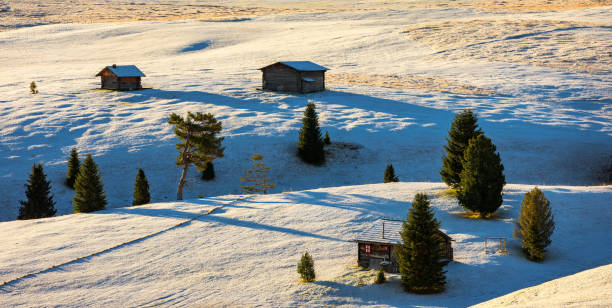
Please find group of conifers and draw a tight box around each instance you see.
[16,106,555,294]
[17,148,151,220]
[297,109,555,294]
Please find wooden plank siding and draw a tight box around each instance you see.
[261,63,325,93]
[262,64,300,92]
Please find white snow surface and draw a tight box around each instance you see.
[0,6,610,221]
[473,263,612,307]
[1,183,611,306]
[1,2,611,306]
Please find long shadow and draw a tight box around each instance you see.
[99,204,345,243]
[125,88,456,127]
[199,214,345,243]
[280,190,412,220]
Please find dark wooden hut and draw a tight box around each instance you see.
[95,64,145,90]
[352,219,453,273]
[259,61,327,93]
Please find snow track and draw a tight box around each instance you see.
[0,197,245,289]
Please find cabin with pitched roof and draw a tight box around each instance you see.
[96,64,146,90]
[259,61,327,93]
[352,219,453,273]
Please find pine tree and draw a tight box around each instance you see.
[132,168,150,206]
[168,112,224,200]
[384,164,399,183]
[66,147,80,189]
[30,81,39,94]
[73,154,107,213]
[201,161,215,181]
[297,102,325,165]
[18,164,56,220]
[297,252,316,282]
[457,134,505,217]
[440,110,482,188]
[514,187,555,262]
[241,154,275,194]
[396,193,447,293]
[374,266,387,284]
[323,131,331,145]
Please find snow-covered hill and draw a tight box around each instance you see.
[473,263,612,307]
[1,183,610,306]
[1,5,611,221]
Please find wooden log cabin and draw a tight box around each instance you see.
[259,61,327,93]
[95,64,145,90]
[353,219,453,273]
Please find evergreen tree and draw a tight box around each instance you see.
[323,131,331,145]
[241,154,275,194]
[514,187,555,262]
[168,112,224,200]
[297,103,325,165]
[297,252,316,282]
[66,147,80,189]
[201,161,215,181]
[384,164,399,183]
[73,154,107,213]
[395,193,447,293]
[18,164,56,220]
[440,110,482,188]
[132,168,150,206]
[374,266,387,284]
[457,134,505,217]
[30,81,39,94]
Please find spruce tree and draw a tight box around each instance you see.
[241,154,275,194]
[132,168,150,206]
[201,161,215,181]
[30,81,39,94]
[297,102,325,165]
[18,164,56,220]
[514,187,555,262]
[457,134,505,217]
[396,193,447,293]
[297,252,316,282]
[66,147,80,189]
[168,112,224,200]
[384,164,399,183]
[440,110,482,188]
[323,131,331,145]
[73,154,107,213]
[374,266,387,284]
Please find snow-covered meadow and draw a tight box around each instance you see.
[1,4,610,221]
[1,183,611,306]
[1,0,611,306]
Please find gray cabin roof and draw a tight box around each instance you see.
[354,220,404,245]
[260,61,328,72]
[96,65,146,77]
[354,219,452,245]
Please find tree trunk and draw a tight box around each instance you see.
[176,134,191,200]
[176,164,189,200]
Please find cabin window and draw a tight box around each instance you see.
[365,244,371,254]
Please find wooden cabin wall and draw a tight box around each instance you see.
[101,75,118,90]
[117,77,141,90]
[299,71,325,93]
[262,64,299,92]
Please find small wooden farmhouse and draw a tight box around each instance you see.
[259,61,328,93]
[95,64,145,90]
[353,219,453,273]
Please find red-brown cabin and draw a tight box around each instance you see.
[353,219,453,273]
[96,64,145,90]
[259,61,327,93]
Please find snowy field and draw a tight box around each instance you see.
[1,3,610,221]
[1,0,611,306]
[1,183,611,306]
